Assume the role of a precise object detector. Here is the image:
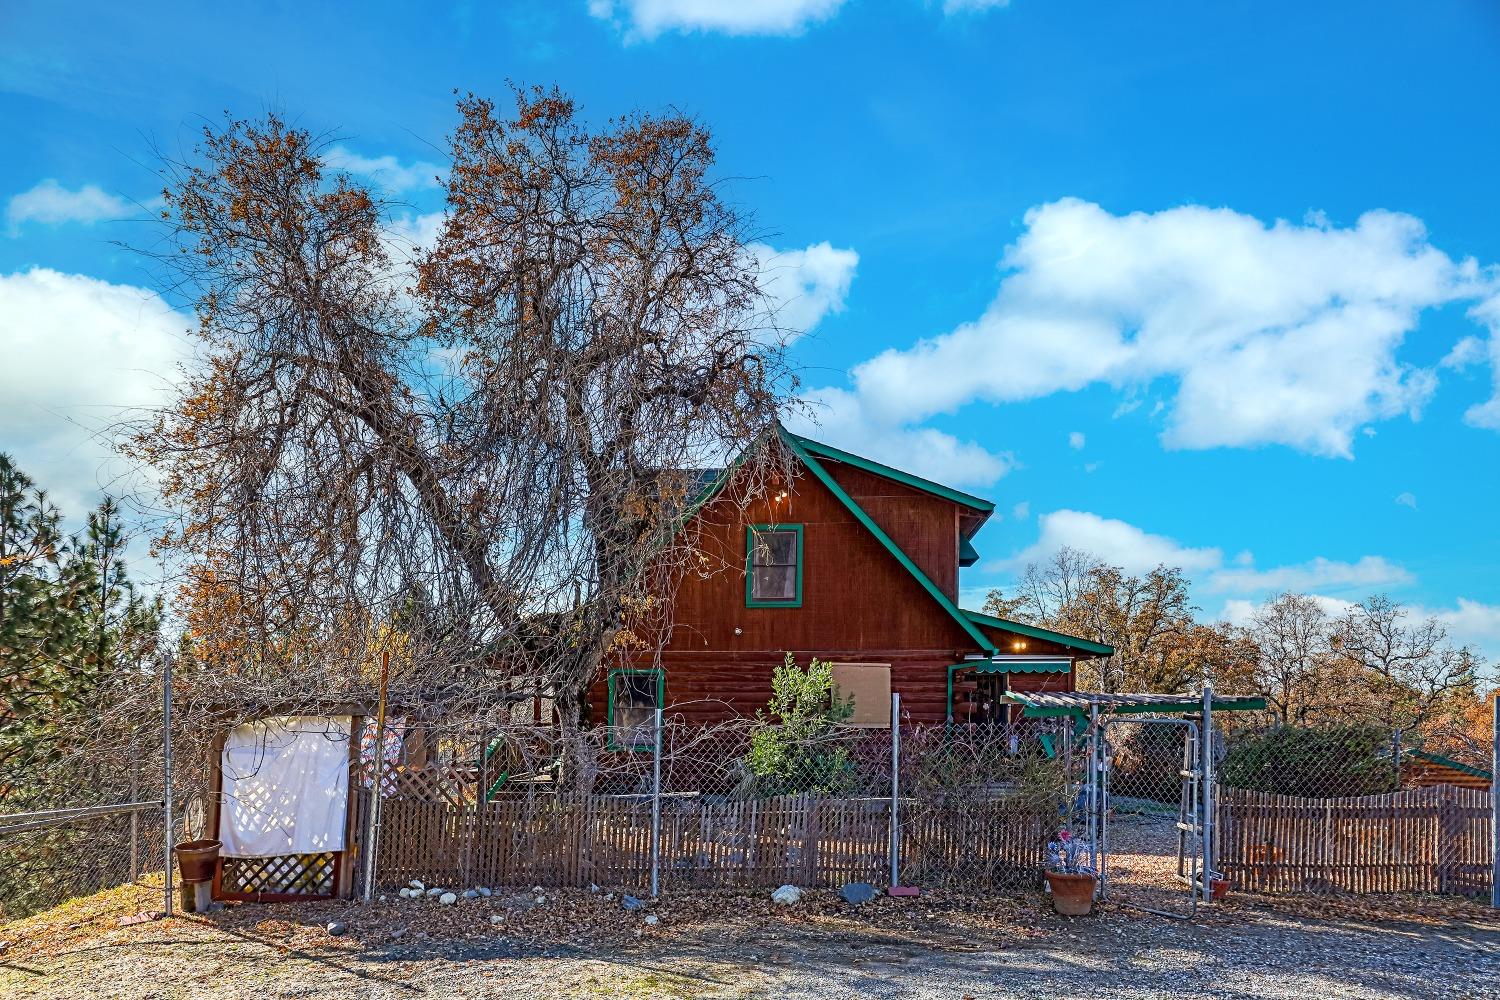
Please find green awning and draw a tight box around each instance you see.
[956,657,1071,674]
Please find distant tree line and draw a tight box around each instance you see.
[984,546,1491,768]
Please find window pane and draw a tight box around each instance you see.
[612,673,659,746]
[760,530,797,565]
[752,565,796,600]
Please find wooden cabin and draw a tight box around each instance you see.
[588,424,1113,739]
[1401,748,1492,791]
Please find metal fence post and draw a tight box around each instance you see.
[129,736,140,883]
[1491,694,1498,909]
[649,706,662,899]
[889,691,900,889]
[1201,681,1214,903]
[362,650,390,902]
[162,650,174,918]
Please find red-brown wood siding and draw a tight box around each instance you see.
[819,460,962,601]
[585,459,1086,727]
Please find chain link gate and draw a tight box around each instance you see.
[1089,716,1211,918]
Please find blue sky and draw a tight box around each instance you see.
[2,0,1499,661]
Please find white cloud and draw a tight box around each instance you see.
[1068,430,1085,450]
[0,269,191,516]
[1011,500,1030,520]
[1395,491,1417,510]
[789,386,1013,489]
[324,147,445,194]
[1461,292,1500,430]
[1423,598,1500,655]
[1206,555,1412,594]
[6,180,136,234]
[1000,508,1411,600]
[752,241,858,342]
[589,0,847,38]
[846,199,1493,458]
[999,509,1223,575]
[1219,593,1357,626]
[942,0,1010,11]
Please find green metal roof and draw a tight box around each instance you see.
[781,429,996,514]
[960,608,1115,658]
[779,428,998,655]
[1404,747,1492,781]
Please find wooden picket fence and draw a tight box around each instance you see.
[351,780,1051,892]
[1217,785,1493,896]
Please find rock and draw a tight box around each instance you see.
[771,884,801,906]
[644,914,659,926]
[535,895,546,904]
[439,892,457,906]
[588,883,601,893]
[325,921,347,936]
[409,879,424,891]
[378,895,387,903]
[621,894,646,911]
[605,893,615,901]
[462,889,479,899]
[490,914,505,925]
[477,887,492,897]
[426,887,444,898]
[840,882,878,905]
[389,928,406,940]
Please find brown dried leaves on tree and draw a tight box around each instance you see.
[132,86,795,729]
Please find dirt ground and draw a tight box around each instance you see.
[3,866,1498,1000]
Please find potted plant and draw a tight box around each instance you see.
[1044,829,1097,916]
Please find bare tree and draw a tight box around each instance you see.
[1332,595,1481,730]
[1247,592,1332,724]
[130,87,795,765]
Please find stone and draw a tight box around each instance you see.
[377,895,387,903]
[462,889,479,899]
[426,887,444,898]
[621,894,646,911]
[588,883,601,893]
[490,914,505,925]
[771,884,801,906]
[477,887,492,897]
[644,914,659,926]
[535,895,546,904]
[325,921,347,936]
[439,892,458,906]
[840,882,878,905]
[409,879,424,890]
[390,928,406,940]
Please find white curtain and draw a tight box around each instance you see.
[219,716,352,857]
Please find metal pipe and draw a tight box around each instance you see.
[649,706,663,899]
[162,650,174,917]
[362,649,391,902]
[1201,681,1214,903]
[889,691,901,888]
[1491,694,1498,910]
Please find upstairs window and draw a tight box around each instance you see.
[746,524,803,607]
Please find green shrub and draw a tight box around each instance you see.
[1219,725,1397,797]
[746,653,855,796]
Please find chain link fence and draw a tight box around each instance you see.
[348,709,1071,898]
[1213,721,1493,898]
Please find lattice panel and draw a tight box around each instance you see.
[220,852,337,897]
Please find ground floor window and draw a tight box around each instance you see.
[607,668,663,750]
[829,662,892,728]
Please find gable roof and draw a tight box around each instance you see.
[777,428,998,654]
[960,608,1115,658]
[781,428,996,516]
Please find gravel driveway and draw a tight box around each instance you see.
[4,879,1498,1000]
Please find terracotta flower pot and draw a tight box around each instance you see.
[1210,877,1229,900]
[1045,870,1097,916]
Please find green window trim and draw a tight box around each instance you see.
[745,523,804,608]
[605,668,665,752]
